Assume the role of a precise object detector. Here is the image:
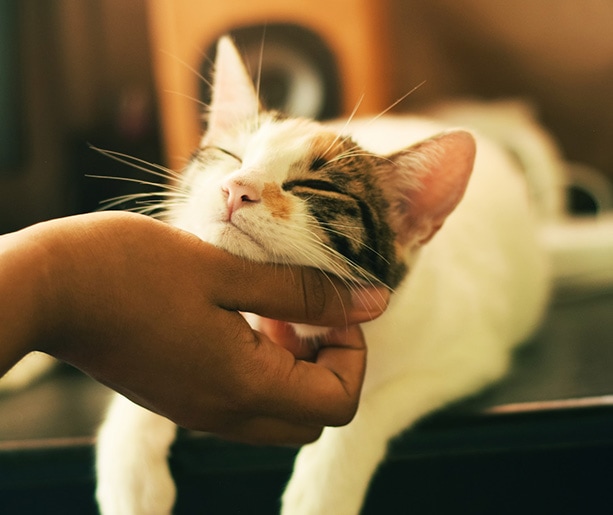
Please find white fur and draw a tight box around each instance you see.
[96,395,177,515]
[282,119,548,514]
[95,113,549,514]
[94,39,611,515]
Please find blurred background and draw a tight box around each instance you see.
[1,0,613,235]
[0,0,160,233]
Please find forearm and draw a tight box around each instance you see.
[0,228,53,376]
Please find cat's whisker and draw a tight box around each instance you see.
[138,201,178,213]
[98,194,187,217]
[282,228,354,282]
[342,93,365,129]
[329,153,394,168]
[290,213,392,274]
[103,189,185,200]
[86,174,185,195]
[366,80,427,127]
[324,147,396,168]
[146,49,213,114]
[161,49,212,91]
[122,204,167,217]
[321,138,352,162]
[266,255,354,323]
[99,191,186,209]
[326,151,379,164]
[89,146,183,183]
[294,225,388,290]
[164,89,210,111]
[253,29,267,129]
[320,95,365,158]
[322,145,367,162]
[310,267,356,328]
[316,223,391,266]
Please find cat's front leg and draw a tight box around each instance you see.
[281,401,390,515]
[96,394,178,515]
[282,344,511,515]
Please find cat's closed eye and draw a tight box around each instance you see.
[203,145,242,163]
[283,179,345,195]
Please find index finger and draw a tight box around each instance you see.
[207,247,389,326]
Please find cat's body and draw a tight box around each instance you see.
[280,117,548,514]
[95,38,559,515]
[96,115,547,514]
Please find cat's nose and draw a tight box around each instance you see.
[222,177,261,217]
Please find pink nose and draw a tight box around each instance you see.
[222,177,261,218]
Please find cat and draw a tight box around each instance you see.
[91,36,610,515]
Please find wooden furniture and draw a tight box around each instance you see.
[146,0,393,170]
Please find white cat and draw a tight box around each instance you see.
[89,36,610,514]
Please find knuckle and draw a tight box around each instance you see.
[300,268,327,321]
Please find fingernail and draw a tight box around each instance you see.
[351,287,390,318]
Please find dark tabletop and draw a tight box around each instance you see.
[1,289,612,514]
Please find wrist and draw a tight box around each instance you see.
[0,225,57,374]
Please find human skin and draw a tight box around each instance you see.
[0,212,389,444]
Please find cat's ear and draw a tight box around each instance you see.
[378,130,476,248]
[206,36,260,137]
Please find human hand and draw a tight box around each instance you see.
[7,212,389,444]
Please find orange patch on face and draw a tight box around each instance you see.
[262,182,292,219]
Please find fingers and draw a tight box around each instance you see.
[209,326,366,444]
[208,250,389,327]
[303,325,367,426]
[248,325,367,428]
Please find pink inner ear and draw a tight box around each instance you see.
[412,131,476,221]
[384,130,476,247]
[206,37,260,136]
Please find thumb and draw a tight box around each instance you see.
[211,254,389,326]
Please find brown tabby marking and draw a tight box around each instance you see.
[311,132,355,167]
[309,133,345,163]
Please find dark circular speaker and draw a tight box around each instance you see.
[200,24,342,123]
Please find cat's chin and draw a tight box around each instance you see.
[210,222,271,262]
[290,323,331,340]
[242,314,330,361]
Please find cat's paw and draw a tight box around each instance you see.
[96,460,176,515]
[96,396,179,515]
[282,475,358,515]
[281,477,318,515]
[281,447,350,515]
[281,427,371,515]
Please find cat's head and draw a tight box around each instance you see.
[170,37,476,290]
